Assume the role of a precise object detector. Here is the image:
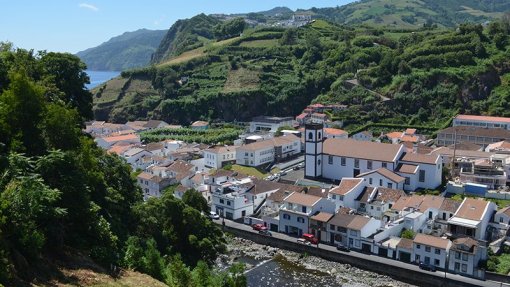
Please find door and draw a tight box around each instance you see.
[399,251,411,263]
[353,169,360,177]
[362,243,371,253]
[378,248,388,257]
[330,233,335,244]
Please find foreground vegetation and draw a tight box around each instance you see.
[0,44,244,286]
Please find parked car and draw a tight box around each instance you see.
[336,243,350,252]
[208,211,220,220]
[419,262,436,272]
[297,238,311,245]
[252,223,267,231]
[301,233,319,245]
[293,165,301,170]
[258,229,272,236]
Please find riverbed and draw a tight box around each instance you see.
[219,237,416,287]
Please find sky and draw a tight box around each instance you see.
[0,0,354,54]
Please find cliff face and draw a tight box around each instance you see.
[151,14,220,64]
[76,29,166,71]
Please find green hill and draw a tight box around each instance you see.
[312,0,510,28]
[151,14,221,64]
[92,17,510,130]
[76,29,166,71]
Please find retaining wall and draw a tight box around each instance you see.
[224,225,481,287]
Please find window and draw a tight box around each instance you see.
[454,262,460,271]
[425,246,431,252]
[371,206,374,210]
[434,259,440,266]
[328,155,333,164]
[435,248,440,255]
[419,170,425,182]
[302,206,307,213]
[330,224,336,230]
[227,201,231,206]
[461,264,467,273]
[379,179,383,186]
[367,161,372,169]
[354,159,359,168]
[332,194,336,199]
[424,257,430,264]
[318,132,322,139]
[500,217,504,223]
[382,162,387,168]
[308,132,313,140]
[369,178,373,185]
[405,177,410,185]
[415,255,420,261]
[462,253,468,261]
[350,230,357,236]
[416,244,421,249]
[387,183,393,188]
[318,159,321,166]
[297,217,305,223]
[220,199,224,204]
[376,207,381,211]
[283,214,291,220]
[341,157,346,166]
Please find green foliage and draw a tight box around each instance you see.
[182,189,209,213]
[400,229,415,239]
[140,127,243,144]
[214,18,246,40]
[280,29,298,45]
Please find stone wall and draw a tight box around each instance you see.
[223,225,481,287]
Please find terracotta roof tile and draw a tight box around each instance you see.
[400,153,438,165]
[455,114,510,123]
[454,198,490,221]
[414,234,450,250]
[323,139,403,162]
[357,168,405,183]
[284,192,321,207]
[397,238,414,250]
[310,212,334,222]
[396,164,418,174]
[330,178,364,195]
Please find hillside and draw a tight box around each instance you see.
[92,18,510,129]
[151,14,221,64]
[312,0,510,28]
[76,29,166,71]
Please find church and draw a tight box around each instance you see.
[304,123,442,191]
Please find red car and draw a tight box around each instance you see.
[301,233,319,245]
[252,223,267,231]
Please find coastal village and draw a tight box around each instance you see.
[85,110,510,282]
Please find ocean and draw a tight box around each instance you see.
[85,70,121,89]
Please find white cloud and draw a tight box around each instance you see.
[79,3,98,11]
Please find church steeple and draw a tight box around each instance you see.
[304,122,324,179]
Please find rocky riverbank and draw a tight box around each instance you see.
[218,236,416,287]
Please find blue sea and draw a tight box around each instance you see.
[86,70,120,89]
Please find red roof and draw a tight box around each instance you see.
[324,128,347,136]
[455,114,510,123]
[296,113,308,120]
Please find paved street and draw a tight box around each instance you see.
[215,218,509,287]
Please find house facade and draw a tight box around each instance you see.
[204,146,237,169]
[249,116,294,133]
[453,114,510,130]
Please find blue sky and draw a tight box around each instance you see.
[0,0,354,54]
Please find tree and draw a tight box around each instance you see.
[214,18,246,40]
[164,255,192,287]
[0,71,46,155]
[142,238,165,280]
[280,29,297,45]
[494,33,508,50]
[400,229,415,239]
[182,189,209,213]
[40,52,93,119]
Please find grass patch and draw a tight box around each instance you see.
[93,77,128,105]
[496,253,510,274]
[239,39,279,48]
[223,67,260,93]
[231,164,268,179]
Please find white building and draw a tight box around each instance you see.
[324,127,348,139]
[236,135,301,167]
[279,192,335,237]
[358,168,405,190]
[137,172,173,200]
[448,198,497,241]
[327,178,365,210]
[326,213,381,251]
[413,233,451,269]
[448,237,486,279]
[453,114,510,130]
[304,123,442,192]
[94,134,141,149]
[204,146,237,169]
[352,131,373,142]
[249,116,294,133]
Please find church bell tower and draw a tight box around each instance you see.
[304,122,324,179]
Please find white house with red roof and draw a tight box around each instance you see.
[327,178,365,209]
[95,133,141,149]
